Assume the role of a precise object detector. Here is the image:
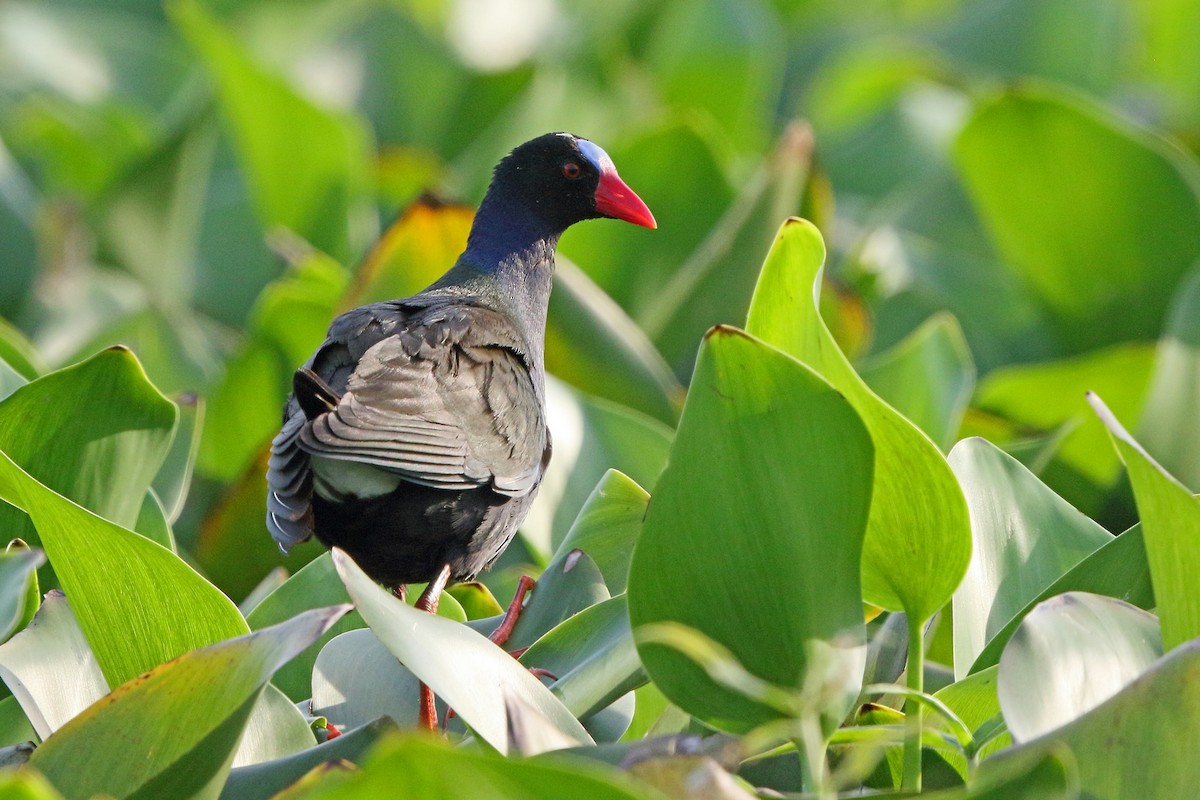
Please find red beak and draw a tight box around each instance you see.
[594,170,657,229]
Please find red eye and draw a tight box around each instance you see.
[562,161,582,180]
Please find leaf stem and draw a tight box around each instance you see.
[903,617,925,791]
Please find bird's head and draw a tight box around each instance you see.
[490,132,657,232]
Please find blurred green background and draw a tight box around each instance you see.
[1,0,1198,600]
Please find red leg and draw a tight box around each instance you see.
[411,564,451,731]
[488,575,536,648]
[391,584,407,603]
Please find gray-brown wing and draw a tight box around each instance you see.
[297,304,547,495]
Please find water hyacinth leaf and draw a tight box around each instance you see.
[234,684,316,768]
[647,124,815,377]
[0,448,249,688]
[981,636,1200,800]
[134,490,176,551]
[629,755,757,800]
[1091,393,1200,650]
[0,359,25,404]
[874,748,1078,800]
[0,321,39,382]
[998,592,1161,743]
[550,469,649,596]
[196,453,328,602]
[0,347,177,546]
[860,312,975,452]
[0,771,62,800]
[972,524,1154,673]
[1136,267,1200,490]
[747,218,970,622]
[526,378,671,559]
[28,606,348,800]
[628,327,873,733]
[152,392,204,525]
[972,342,1155,508]
[238,568,288,617]
[220,718,397,800]
[949,438,1113,677]
[171,0,370,261]
[100,119,216,303]
[645,0,781,156]
[246,553,364,702]
[495,550,608,654]
[347,197,474,306]
[932,665,1007,755]
[0,545,42,643]
[332,548,591,754]
[520,596,644,722]
[0,591,107,740]
[546,258,682,425]
[274,733,663,800]
[0,695,37,749]
[955,87,1200,351]
[311,628,423,730]
[447,581,503,620]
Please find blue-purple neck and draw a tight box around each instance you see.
[427,191,563,364]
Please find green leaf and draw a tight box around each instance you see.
[1091,393,1200,650]
[0,319,40,382]
[860,313,975,452]
[274,734,665,800]
[0,771,63,800]
[644,0,782,152]
[980,635,1200,800]
[0,359,26,404]
[99,119,217,303]
[246,553,364,702]
[311,628,421,730]
[0,446,249,688]
[152,392,204,525]
[550,469,649,596]
[646,124,815,377]
[332,548,592,754]
[998,592,1161,743]
[234,684,317,768]
[496,550,609,654]
[973,342,1156,505]
[971,524,1155,674]
[170,0,370,259]
[520,596,644,723]
[747,218,971,621]
[0,545,43,643]
[134,490,176,551]
[220,718,397,800]
[627,326,873,733]
[0,347,177,545]
[28,605,348,800]
[629,755,758,800]
[546,257,682,426]
[1136,267,1200,491]
[949,438,1114,677]
[872,748,1078,800]
[0,695,37,749]
[526,379,671,560]
[955,86,1200,351]
[0,590,107,740]
[932,665,1008,756]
